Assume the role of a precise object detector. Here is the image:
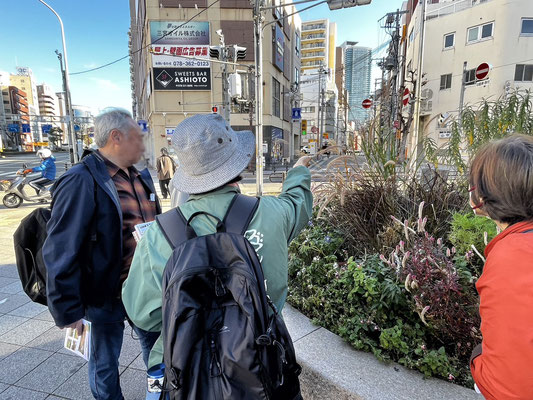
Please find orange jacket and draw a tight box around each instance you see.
[471,221,533,400]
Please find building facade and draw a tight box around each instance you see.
[300,19,337,80]
[129,0,302,166]
[10,67,41,143]
[341,42,372,123]
[404,0,533,158]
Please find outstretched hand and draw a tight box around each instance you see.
[293,156,312,168]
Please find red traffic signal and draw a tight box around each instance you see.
[212,106,218,113]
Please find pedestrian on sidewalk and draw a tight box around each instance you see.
[43,108,161,400]
[155,147,176,199]
[468,134,533,400]
[122,113,313,398]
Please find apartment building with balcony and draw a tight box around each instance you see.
[129,0,302,165]
[300,19,337,81]
[404,0,533,159]
[10,68,41,142]
[1,86,32,149]
[37,84,59,118]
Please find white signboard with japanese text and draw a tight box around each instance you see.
[150,21,210,69]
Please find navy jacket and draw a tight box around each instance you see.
[43,152,161,327]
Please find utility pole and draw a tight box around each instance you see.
[412,0,427,165]
[253,0,264,195]
[55,51,71,149]
[317,66,323,151]
[458,61,467,130]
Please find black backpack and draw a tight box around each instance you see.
[13,207,51,305]
[156,194,303,400]
[13,164,97,306]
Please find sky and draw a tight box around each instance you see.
[0,0,405,115]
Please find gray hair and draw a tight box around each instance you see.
[94,108,136,148]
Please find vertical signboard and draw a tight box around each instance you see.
[150,21,211,90]
[273,25,284,72]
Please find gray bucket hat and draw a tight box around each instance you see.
[170,113,255,194]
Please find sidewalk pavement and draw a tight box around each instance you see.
[0,167,288,400]
[0,203,153,400]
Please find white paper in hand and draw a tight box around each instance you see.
[64,319,91,361]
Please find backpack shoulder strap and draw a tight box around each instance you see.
[223,194,260,235]
[156,208,189,250]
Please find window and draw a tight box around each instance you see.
[521,18,533,35]
[301,106,315,113]
[409,28,414,43]
[443,33,455,49]
[467,22,494,43]
[272,78,281,118]
[295,32,301,55]
[294,67,300,85]
[515,64,533,81]
[440,73,452,90]
[465,69,476,85]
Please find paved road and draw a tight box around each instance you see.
[0,152,71,180]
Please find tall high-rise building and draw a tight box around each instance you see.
[341,42,372,123]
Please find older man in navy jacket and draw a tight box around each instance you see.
[43,108,161,400]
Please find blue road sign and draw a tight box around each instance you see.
[42,124,52,134]
[8,124,19,133]
[22,124,31,133]
[137,119,148,132]
[291,108,301,120]
[74,124,81,132]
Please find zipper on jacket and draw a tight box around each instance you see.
[209,332,224,400]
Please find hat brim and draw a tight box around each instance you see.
[170,129,255,194]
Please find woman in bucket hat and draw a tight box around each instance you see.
[122,113,313,388]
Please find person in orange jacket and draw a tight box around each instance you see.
[469,134,533,400]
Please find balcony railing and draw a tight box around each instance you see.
[302,43,325,49]
[426,0,492,20]
[302,52,325,58]
[302,24,326,31]
[302,61,324,67]
[301,33,325,40]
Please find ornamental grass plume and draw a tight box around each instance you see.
[383,204,481,359]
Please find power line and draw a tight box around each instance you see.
[70,0,221,76]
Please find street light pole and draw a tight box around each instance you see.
[253,0,264,196]
[411,0,427,165]
[39,0,78,163]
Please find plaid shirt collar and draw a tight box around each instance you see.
[97,150,140,179]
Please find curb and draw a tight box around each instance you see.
[282,305,480,400]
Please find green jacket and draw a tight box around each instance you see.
[122,166,313,367]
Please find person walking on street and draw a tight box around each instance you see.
[122,114,313,397]
[156,147,176,199]
[43,108,161,400]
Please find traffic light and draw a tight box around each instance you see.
[212,106,218,113]
[209,46,221,59]
[327,0,371,10]
[301,120,307,136]
[233,45,246,62]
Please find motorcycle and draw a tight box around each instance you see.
[2,164,54,208]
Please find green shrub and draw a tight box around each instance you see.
[449,212,497,257]
[288,220,474,386]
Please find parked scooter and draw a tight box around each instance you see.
[2,164,54,208]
